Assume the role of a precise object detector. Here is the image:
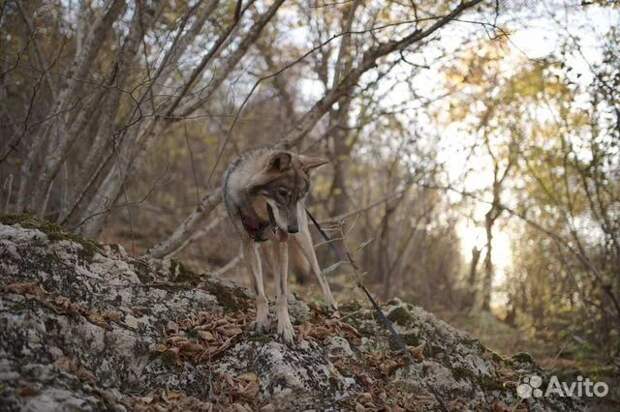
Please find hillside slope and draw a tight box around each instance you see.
[0,216,581,411]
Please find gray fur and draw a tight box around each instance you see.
[222,147,337,344]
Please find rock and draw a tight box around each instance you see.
[0,215,584,411]
[326,336,354,358]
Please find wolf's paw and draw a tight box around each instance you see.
[277,318,295,345]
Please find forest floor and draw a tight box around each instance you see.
[1,215,613,411]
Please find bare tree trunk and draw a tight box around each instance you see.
[75,0,281,238]
[255,40,297,128]
[329,118,352,217]
[63,0,191,225]
[481,212,495,311]
[177,0,286,118]
[380,203,397,300]
[156,0,220,89]
[464,246,481,309]
[326,0,359,219]
[147,0,482,253]
[16,0,127,214]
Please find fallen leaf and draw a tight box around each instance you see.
[238,372,258,383]
[139,394,154,404]
[180,341,204,353]
[259,403,275,412]
[492,400,511,412]
[17,385,38,397]
[152,343,168,353]
[232,402,251,412]
[198,330,215,341]
[218,326,242,337]
[358,392,373,403]
[239,381,259,399]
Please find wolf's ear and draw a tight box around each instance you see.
[268,152,292,172]
[298,155,329,172]
[247,152,292,190]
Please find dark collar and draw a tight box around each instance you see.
[239,204,276,242]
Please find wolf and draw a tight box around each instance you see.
[223,147,338,344]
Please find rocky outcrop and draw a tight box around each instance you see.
[0,215,582,411]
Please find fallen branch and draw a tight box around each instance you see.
[146,189,222,259]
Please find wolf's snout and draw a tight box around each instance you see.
[287,224,299,234]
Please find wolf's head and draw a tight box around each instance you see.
[248,151,328,235]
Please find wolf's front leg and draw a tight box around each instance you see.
[242,239,270,333]
[272,240,294,344]
[293,223,339,314]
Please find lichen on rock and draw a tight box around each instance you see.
[0,217,584,411]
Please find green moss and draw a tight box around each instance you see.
[488,349,505,363]
[248,334,272,344]
[401,331,421,347]
[452,366,503,391]
[1,214,101,259]
[511,352,535,364]
[169,259,202,285]
[339,301,363,313]
[586,365,616,379]
[186,328,199,339]
[132,259,154,283]
[203,279,249,312]
[478,375,504,391]
[159,350,179,367]
[452,366,472,381]
[387,306,412,325]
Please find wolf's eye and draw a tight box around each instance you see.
[277,187,289,198]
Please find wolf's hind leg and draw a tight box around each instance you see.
[271,240,294,344]
[242,238,270,332]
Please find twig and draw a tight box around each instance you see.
[306,208,411,356]
[306,207,449,412]
[211,254,242,277]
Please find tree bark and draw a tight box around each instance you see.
[176,0,286,119]
[75,0,275,237]
[17,0,127,214]
[281,0,483,149]
[481,211,495,311]
[465,246,481,309]
[148,0,483,254]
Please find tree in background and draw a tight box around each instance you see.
[0,0,484,257]
[438,11,619,356]
[3,0,617,365]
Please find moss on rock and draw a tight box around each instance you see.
[511,352,535,364]
[0,214,101,259]
[202,279,249,312]
[386,306,413,325]
[169,259,202,285]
